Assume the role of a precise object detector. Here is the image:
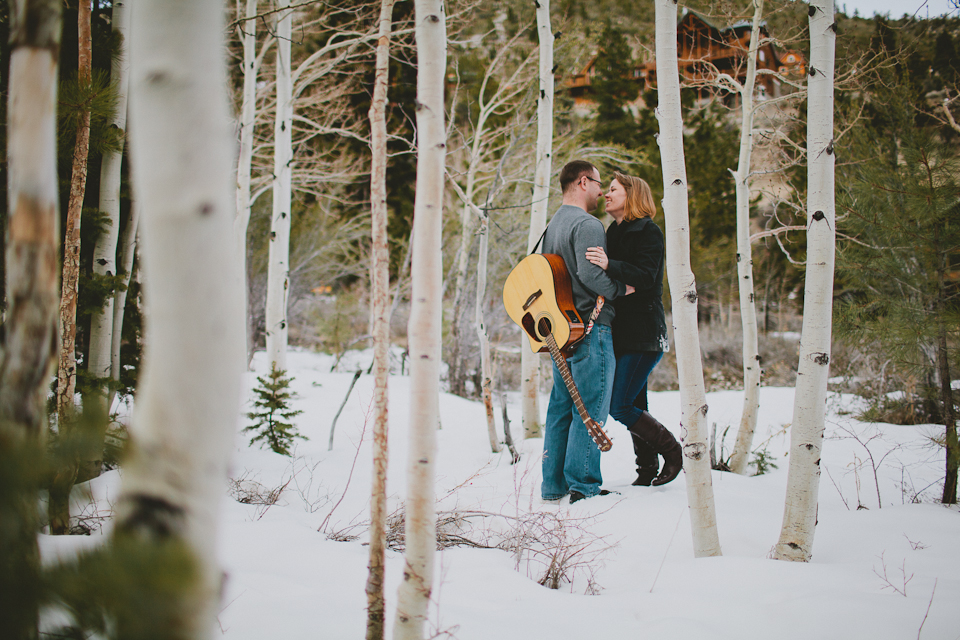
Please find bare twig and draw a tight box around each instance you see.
[327,369,362,451]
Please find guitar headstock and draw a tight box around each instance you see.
[585,419,612,452]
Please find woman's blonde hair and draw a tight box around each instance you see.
[613,171,657,221]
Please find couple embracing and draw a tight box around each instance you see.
[541,160,682,504]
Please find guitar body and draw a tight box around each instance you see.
[502,253,585,357]
[503,253,613,452]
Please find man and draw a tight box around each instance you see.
[541,160,633,503]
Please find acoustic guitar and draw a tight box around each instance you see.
[502,254,613,452]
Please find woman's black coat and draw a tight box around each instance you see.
[605,216,669,355]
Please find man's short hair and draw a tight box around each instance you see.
[559,160,598,194]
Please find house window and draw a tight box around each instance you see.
[759,50,766,62]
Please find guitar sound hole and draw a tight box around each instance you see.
[537,317,552,338]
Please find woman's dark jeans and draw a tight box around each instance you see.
[609,351,663,427]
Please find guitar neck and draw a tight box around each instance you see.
[545,333,592,425]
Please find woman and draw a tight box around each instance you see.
[585,172,682,486]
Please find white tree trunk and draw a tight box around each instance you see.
[236,0,259,367]
[109,201,140,400]
[475,211,501,453]
[774,0,836,563]
[365,2,394,638]
[655,0,721,559]
[728,0,764,476]
[1,5,61,633]
[393,1,445,638]
[521,0,554,439]
[265,0,293,370]
[117,0,244,634]
[2,0,61,440]
[88,0,131,413]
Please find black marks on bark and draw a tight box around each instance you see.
[684,442,707,460]
[812,211,825,222]
[199,203,213,216]
[808,66,817,77]
[684,291,698,304]
[787,541,802,550]
[812,352,829,365]
[117,494,185,540]
[808,5,816,16]
[672,178,683,186]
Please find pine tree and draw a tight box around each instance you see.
[836,79,960,504]
[244,363,306,456]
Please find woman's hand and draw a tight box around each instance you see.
[585,246,609,270]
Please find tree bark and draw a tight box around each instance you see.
[236,0,259,366]
[114,0,245,636]
[655,0,721,558]
[393,1,445,638]
[0,1,62,636]
[475,209,501,453]
[521,0,554,439]
[774,0,836,562]
[88,0,131,416]
[265,0,293,370]
[728,0,764,476]
[365,2,395,639]
[936,247,957,503]
[50,0,93,536]
[109,201,140,404]
[55,0,92,420]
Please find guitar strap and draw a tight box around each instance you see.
[585,296,604,336]
[531,225,605,337]
[529,227,547,255]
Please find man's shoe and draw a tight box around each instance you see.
[569,489,617,504]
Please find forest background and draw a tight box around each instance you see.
[6,0,953,430]
[0,0,958,638]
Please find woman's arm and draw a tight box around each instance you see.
[599,224,664,291]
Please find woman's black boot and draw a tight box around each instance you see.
[628,411,683,486]
[629,434,659,486]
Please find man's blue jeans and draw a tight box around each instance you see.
[541,325,615,500]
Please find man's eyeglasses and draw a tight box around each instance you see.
[582,175,603,187]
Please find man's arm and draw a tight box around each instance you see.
[573,219,626,299]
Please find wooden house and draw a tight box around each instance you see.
[566,10,806,106]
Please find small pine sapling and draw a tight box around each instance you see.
[751,446,779,476]
[245,363,306,455]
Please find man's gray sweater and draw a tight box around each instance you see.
[542,204,625,326]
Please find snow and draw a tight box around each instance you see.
[42,348,960,640]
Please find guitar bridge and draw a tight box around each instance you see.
[522,289,542,311]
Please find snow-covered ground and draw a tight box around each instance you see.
[44,348,960,639]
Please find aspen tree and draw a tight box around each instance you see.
[727,0,764,476]
[654,0,721,558]
[50,0,93,536]
[266,0,293,370]
[114,0,245,636]
[521,0,554,439]
[448,27,536,398]
[236,0,259,364]
[475,207,502,453]
[109,202,139,398]
[365,2,395,638]
[0,0,62,635]
[774,0,836,563]
[88,0,131,415]
[393,0,445,637]
[55,0,92,422]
